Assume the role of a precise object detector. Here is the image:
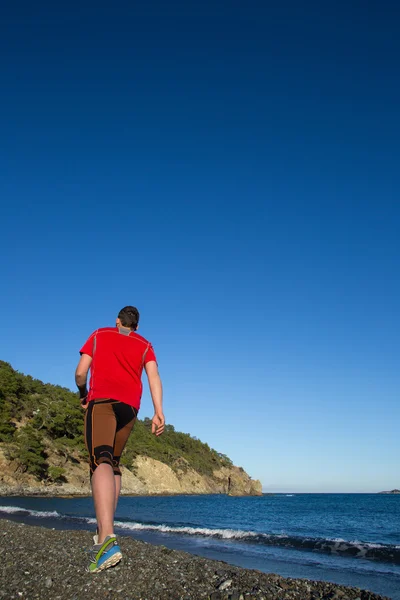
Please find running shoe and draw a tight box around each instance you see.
[88,535,122,573]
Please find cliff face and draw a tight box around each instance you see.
[132,457,262,496]
[0,447,262,497]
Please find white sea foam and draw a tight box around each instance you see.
[30,510,60,518]
[329,538,385,550]
[0,505,60,518]
[0,506,26,514]
[0,506,260,540]
[113,520,261,540]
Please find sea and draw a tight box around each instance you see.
[1,493,399,599]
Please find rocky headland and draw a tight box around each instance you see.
[0,446,262,497]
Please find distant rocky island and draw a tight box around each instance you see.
[378,489,400,494]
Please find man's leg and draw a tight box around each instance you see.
[85,401,118,544]
[112,402,137,515]
[114,474,121,512]
[91,463,116,543]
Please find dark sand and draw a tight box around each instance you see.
[1,519,390,600]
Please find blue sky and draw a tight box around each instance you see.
[1,1,399,492]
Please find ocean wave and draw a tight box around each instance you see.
[1,505,399,565]
[0,505,60,518]
[112,521,400,564]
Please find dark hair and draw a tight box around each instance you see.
[118,306,140,330]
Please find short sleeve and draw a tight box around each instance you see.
[144,343,157,364]
[80,331,96,357]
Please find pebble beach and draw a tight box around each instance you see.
[1,519,390,600]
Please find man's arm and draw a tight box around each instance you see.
[144,360,165,436]
[75,354,92,403]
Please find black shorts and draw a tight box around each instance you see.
[84,399,137,477]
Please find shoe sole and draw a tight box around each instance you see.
[89,551,122,573]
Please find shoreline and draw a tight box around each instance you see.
[0,488,253,499]
[0,486,268,499]
[0,484,262,498]
[0,519,390,600]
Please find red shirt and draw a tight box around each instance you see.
[80,327,157,410]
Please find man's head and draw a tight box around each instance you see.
[116,306,140,331]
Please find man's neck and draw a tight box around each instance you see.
[118,326,133,335]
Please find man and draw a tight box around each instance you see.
[75,306,164,573]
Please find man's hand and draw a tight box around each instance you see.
[152,413,165,436]
[76,353,91,411]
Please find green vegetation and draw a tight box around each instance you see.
[13,425,47,477]
[0,361,233,481]
[48,466,67,483]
